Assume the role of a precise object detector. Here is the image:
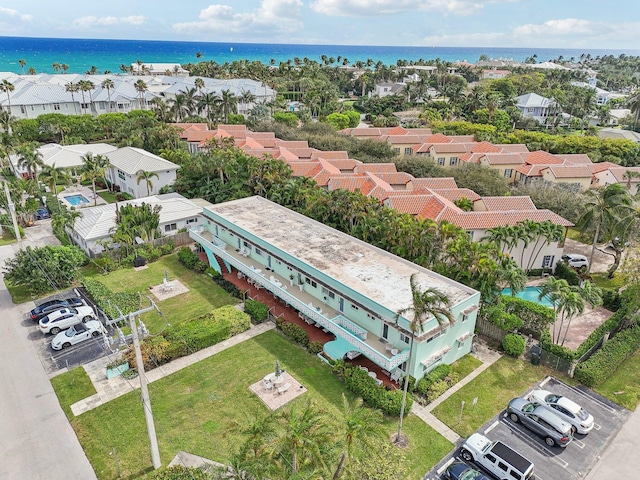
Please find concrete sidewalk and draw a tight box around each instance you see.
[411,340,502,443]
[71,322,275,416]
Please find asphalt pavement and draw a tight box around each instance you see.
[0,220,96,480]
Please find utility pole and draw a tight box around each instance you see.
[4,182,21,242]
[128,311,161,469]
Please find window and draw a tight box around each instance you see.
[542,255,553,268]
[304,278,317,288]
[465,230,474,241]
[321,287,335,299]
[53,103,60,111]
[20,106,25,114]
[449,157,458,166]
[504,169,513,178]
[400,333,410,344]
[404,147,412,155]
[255,248,263,256]
[426,330,444,343]
[394,148,400,155]
[437,157,445,166]
[186,218,198,224]
[350,304,359,311]
[118,169,126,180]
[462,314,468,323]
[164,223,177,232]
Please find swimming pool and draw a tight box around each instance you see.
[64,194,90,206]
[502,286,554,307]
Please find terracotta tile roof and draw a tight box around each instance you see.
[311,150,349,160]
[339,127,393,137]
[459,152,485,164]
[541,165,594,179]
[242,147,279,158]
[414,143,434,153]
[372,172,414,185]
[385,135,432,145]
[481,196,536,211]
[495,144,529,153]
[275,140,310,149]
[557,153,593,165]
[186,130,217,143]
[429,188,481,202]
[246,132,277,148]
[239,137,264,149]
[587,161,620,174]
[608,167,640,182]
[387,126,408,135]
[217,124,247,132]
[408,128,433,135]
[516,164,546,177]
[386,195,451,219]
[289,162,322,177]
[523,150,563,165]
[471,141,502,153]
[324,159,360,172]
[277,147,301,162]
[327,175,373,193]
[285,148,314,159]
[439,209,573,230]
[425,133,452,144]
[411,177,458,189]
[481,153,526,165]
[431,143,471,153]
[312,159,344,186]
[354,163,397,174]
[448,135,475,143]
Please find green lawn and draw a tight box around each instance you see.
[451,354,483,379]
[589,272,625,291]
[50,368,97,420]
[595,350,640,411]
[81,254,238,332]
[97,191,119,203]
[53,331,452,479]
[5,281,35,304]
[432,356,560,438]
[0,234,17,246]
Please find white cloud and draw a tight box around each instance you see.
[422,18,640,49]
[0,6,32,22]
[310,0,514,17]
[173,0,304,37]
[72,15,145,29]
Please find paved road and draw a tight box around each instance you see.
[0,220,96,480]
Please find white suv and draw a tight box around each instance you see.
[39,306,96,335]
[561,254,588,269]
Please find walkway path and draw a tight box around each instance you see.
[71,322,275,416]
[411,340,502,443]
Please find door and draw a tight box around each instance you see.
[339,297,344,313]
[382,324,389,340]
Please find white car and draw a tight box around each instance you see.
[51,320,106,350]
[528,389,595,434]
[39,306,96,335]
[561,254,589,269]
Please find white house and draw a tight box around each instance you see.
[70,193,204,256]
[515,93,558,124]
[104,147,180,198]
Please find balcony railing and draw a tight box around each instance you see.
[190,229,410,371]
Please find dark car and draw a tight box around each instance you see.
[34,207,50,220]
[445,462,490,480]
[30,297,84,321]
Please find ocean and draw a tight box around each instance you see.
[0,36,638,75]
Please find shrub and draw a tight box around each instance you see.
[500,296,554,336]
[554,261,581,286]
[502,333,526,357]
[205,267,220,279]
[540,330,576,361]
[212,277,241,298]
[338,364,412,416]
[92,255,118,273]
[177,247,199,269]
[278,320,309,347]
[82,278,139,320]
[244,299,269,322]
[159,241,174,256]
[151,465,210,480]
[426,380,450,403]
[601,289,622,312]
[416,364,451,395]
[574,326,640,387]
[308,341,324,355]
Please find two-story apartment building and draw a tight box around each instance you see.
[190,196,481,381]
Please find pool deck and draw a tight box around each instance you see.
[58,186,107,208]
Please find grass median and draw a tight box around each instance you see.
[431,356,561,438]
[53,330,452,479]
[594,350,640,411]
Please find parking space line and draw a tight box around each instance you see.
[572,438,585,449]
[539,376,551,388]
[546,377,617,414]
[436,458,455,475]
[502,418,570,469]
[484,420,499,434]
[593,423,601,431]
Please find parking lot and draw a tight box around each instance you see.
[425,376,630,480]
[24,290,114,375]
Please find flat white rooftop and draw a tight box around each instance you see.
[205,196,477,319]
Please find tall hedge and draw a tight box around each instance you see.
[574,326,640,387]
[500,295,554,335]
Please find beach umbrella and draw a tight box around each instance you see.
[275,360,281,378]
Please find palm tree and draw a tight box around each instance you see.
[220,89,238,123]
[101,78,115,112]
[558,281,602,346]
[52,62,61,73]
[136,170,159,197]
[394,273,454,442]
[61,64,69,74]
[134,79,148,109]
[40,163,71,211]
[16,144,44,183]
[627,90,640,131]
[0,79,15,115]
[577,184,634,273]
[18,59,26,74]
[65,82,80,114]
[77,79,95,114]
[81,153,109,205]
[332,394,385,479]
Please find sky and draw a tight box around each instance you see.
[0,0,638,49]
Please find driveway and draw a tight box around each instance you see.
[563,238,613,274]
[0,220,96,479]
